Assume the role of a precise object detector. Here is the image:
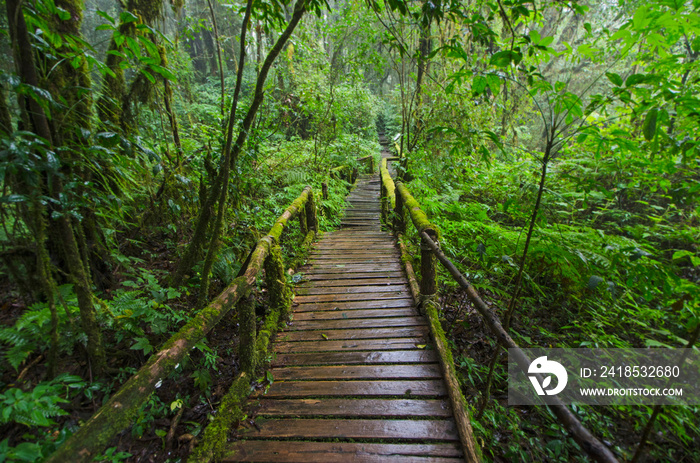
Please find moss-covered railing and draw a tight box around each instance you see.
[379,163,618,463]
[46,187,319,463]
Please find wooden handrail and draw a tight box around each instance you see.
[419,231,618,463]
[379,159,618,463]
[47,186,319,463]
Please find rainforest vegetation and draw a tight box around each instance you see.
[0,0,698,460]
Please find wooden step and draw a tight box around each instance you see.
[225,441,463,462]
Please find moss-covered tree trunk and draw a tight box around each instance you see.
[7,0,107,375]
[97,0,167,132]
[0,81,12,137]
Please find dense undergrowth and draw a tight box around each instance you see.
[397,123,700,462]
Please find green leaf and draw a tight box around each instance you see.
[150,64,176,81]
[489,50,521,67]
[140,69,156,84]
[96,10,115,24]
[625,73,647,87]
[672,250,694,260]
[119,11,139,24]
[605,72,622,87]
[642,108,658,141]
[130,337,153,355]
[9,442,43,462]
[472,76,487,95]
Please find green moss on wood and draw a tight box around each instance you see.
[45,275,250,463]
[395,182,439,238]
[268,186,310,242]
[264,245,292,322]
[187,373,251,463]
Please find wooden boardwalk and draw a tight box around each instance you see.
[226,175,464,462]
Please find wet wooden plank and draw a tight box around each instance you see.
[237,418,459,441]
[307,264,403,272]
[288,317,426,331]
[225,441,463,462]
[263,380,446,398]
[302,267,402,276]
[296,285,410,296]
[294,291,411,304]
[274,338,427,353]
[293,308,416,320]
[252,398,452,417]
[275,326,429,342]
[302,271,405,281]
[296,278,407,288]
[272,350,438,366]
[293,298,415,311]
[309,253,398,260]
[272,364,442,381]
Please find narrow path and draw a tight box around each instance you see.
[226,175,464,462]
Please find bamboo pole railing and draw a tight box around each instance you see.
[47,187,319,463]
[379,161,618,463]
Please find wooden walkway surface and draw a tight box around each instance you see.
[226,175,464,462]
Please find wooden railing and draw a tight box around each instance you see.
[47,187,319,463]
[379,159,618,463]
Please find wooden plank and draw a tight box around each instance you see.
[288,317,426,331]
[225,441,462,463]
[274,338,427,353]
[236,418,459,441]
[309,253,397,260]
[303,272,405,281]
[296,285,410,296]
[308,258,399,265]
[293,308,416,320]
[294,291,410,304]
[275,326,429,342]
[252,398,452,417]
[302,267,402,275]
[272,364,442,381]
[307,264,402,271]
[293,298,415,311]
[296,278,407,288]
[272,350,438,366]
[263,380,447,398]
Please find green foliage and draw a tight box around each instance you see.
[0,286,83,372]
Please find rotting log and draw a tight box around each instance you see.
[46,186,317,463]
[419,230,618,463]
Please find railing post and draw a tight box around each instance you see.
[238,290,257,375]
[299,202,308,235]
[420,229,438,298]
[394,188,405,234]
[305,190,318,232]
[265,244,290,321]
[380,180,387,223]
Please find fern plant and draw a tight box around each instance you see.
[0,374,84,427]
[0,285,80,371]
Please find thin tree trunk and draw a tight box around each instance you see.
[195,0,253,308]
[173,0,308,286]
[207,0,226,116]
